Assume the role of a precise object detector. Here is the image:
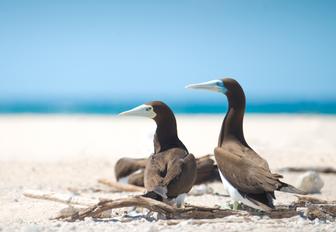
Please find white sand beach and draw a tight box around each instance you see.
[1,114,336,231]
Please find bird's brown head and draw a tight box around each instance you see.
[186,78,246,111]
[119,100,175,124]
[186,78,244,99]
[186,78,247,146]
[221,78,245,100]
[119,101,181,153]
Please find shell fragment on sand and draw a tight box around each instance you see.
[296,171,324,194]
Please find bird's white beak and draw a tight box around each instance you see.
[119,104,156,119]
[185,79,226,93]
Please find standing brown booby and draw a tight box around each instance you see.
[119,101,197,207]
[186,78,305,211]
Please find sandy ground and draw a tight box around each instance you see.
[0,114,336,231]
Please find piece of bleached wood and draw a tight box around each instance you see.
[277,166,336,174]
[23,189,99,206]
[97,178,146,192]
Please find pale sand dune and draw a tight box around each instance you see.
[0,115,335,231]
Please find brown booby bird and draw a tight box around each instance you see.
[119,101,197,207]
[186,78,305,211]
[115,158,147,182]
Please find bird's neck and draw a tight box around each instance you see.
[218,92,248,147]
[153,116,187,154]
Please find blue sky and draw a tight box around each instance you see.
[0,0,335,102]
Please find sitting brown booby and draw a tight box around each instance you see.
[119,101,197,207]
[186,78,305,211]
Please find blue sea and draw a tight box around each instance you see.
[0,100,336,114]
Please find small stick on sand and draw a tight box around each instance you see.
[277,166,336,174]
[97,178,146,192]
[23,189,99,206]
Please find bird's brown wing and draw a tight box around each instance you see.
[215,146,282,194]
[144,154,166,194]
[241,144,285,182]
[227,141,271,171]
[245,148,270,170]
[166,152,197,197]
[144,148,189,197]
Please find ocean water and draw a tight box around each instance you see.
[0,100,335,114]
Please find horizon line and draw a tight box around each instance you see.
[0,100,336,114]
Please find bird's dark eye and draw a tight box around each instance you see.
[146,108,150,111]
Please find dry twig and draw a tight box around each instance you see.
[278,166,336,174]
[97,178,146,192]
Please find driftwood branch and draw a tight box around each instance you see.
[58,196,306,221]
[58,196,247,221]
[97,178,146,192]
[278,166,336,174]
[22,190,245,221]
[24,189,336,222]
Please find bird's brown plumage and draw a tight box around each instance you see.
[145,148,196,198]
[124,101,197,200]
[212,78,305,210]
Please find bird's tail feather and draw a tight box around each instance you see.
[279,181,307,195]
